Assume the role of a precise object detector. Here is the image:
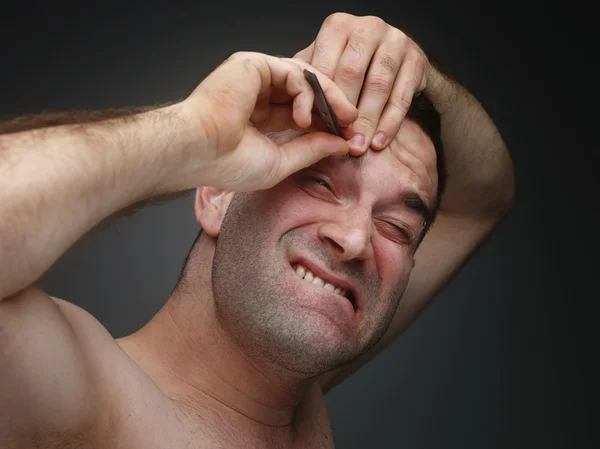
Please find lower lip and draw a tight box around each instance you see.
[289,264,357,329]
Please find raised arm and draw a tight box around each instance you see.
[293,13,514,391]
[0,103,195,301]
[330,68,514,390]
[424,64,514,215]
[0,53,359,447]
[0,53,357,302]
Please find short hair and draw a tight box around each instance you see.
[405,93,446,226]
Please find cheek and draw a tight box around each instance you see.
[259,183,328,230]
[373,239,412,290]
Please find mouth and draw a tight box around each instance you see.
[290,258,357,312]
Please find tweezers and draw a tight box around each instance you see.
[303,69,343,137]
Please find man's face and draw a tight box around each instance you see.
[210,119,438,375]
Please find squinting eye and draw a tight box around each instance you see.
[309,177,332,191]
[377,220,413,244]
[392,225,410,240]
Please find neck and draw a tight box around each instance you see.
[119,284,317,429]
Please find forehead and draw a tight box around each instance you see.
[274,119,438,203]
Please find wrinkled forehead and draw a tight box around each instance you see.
[269,118,438,196]
[269,118,436,162]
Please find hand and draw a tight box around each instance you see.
[180,52,358,192]
[295,13,429,155]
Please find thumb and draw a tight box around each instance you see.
[277,132,349,177]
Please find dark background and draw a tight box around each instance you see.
[1,1,596,448]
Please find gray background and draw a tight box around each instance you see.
[1,1,595,447]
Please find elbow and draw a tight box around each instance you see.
[440,157,516,220]
[486,155,516,221]
[499,150,516,213]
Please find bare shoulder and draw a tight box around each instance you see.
[0,286,155,448]
[48,294,122,352]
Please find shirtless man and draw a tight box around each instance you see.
[0,13,514,449]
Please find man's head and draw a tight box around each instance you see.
[178,95,445,376]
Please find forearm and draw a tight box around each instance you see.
[0,103,202,300]
[424,65,515,216]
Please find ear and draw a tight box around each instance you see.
[194,187,234,238]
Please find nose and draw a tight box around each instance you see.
[317,208,374,261]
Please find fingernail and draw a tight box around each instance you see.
[348,133,365,151]
[372,132,388,148]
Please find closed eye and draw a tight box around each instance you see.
[308,176,333,191]
[392,224,411,240]
[376,220,414,245]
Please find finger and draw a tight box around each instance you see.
[347,43,403,153]
[293,87,314,129]
[370,55,426,151]
[306,111,355,137]
[283,68,315,129]
[252,104,305,132]
[294,41,315,62]
[251,73,314,131]
[305,19,347,79]
[252,106,355,137]
[260,108,331,134]
[250,56,357,132]
[333,30,382,106]
[284,58,359,126]
[253,58,351,132]
[264,57,316,128]
[277,132,350,178]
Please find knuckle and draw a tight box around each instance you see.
[363,15,387,31]
[377,53,399,75]
[389,27,408,45]
[348,34,368,57]
[312,62,334,79]
[229,51,252,61]
[227,51,262,71]
[338,60,364,83]
[325,12,349,26]
[226,52,242,63]
[413,55,427,72]
[225,51,258,73]
[408,45,428,66]
[392,94,413,113]
[311,42,336,76]
[365,74,392,95]
[355,114,378,130]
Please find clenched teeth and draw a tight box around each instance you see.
[294,264,347,297]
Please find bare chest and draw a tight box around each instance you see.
[33,394,336,449]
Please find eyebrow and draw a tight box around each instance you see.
[401,190,434,225]
[341,155,432,221]
[344,153,364,167]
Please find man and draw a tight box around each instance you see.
[0,12,514,449]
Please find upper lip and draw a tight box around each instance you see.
[293,257,359,311]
